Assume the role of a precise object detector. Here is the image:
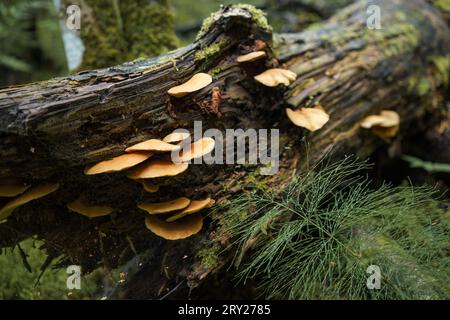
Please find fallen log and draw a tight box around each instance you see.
[0,0,449,298]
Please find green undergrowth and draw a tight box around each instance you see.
[219,157,450,299]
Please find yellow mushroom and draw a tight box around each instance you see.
[176,137,215,162]
[360,110,400,140]
[162,131,191,144]
[67,197,113,218]
[167,73,212,98]
[0,179,30,197]
[84,153,151,175]
[0,183,59,221]
[236,51,266,63]
[125,139,180,153]
[254,68,297,87]
[145,214,203,240]
[138,197,191,214]
[140,181,159,193]
[166,198,215,222]
[127,159,188,179]
[286,105,330,131]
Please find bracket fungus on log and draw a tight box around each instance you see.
[0,183,59,220]
[166,198,215,222]
[0,180,30,197]
[360,110,400,140]
[67,198,113,218]
[145,214,203,240]
[162,131,191,144]
[236,51,266,63]
[254,68,297,87]
[125,139,181,153]
[177,137,215,162]
[286,105,330,131]
[167,73,213,98]
[138,197,191,214]
[84,153,152,175]
[127,159,189,179]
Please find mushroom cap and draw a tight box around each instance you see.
[84,153,151,175]
[254,68,297,87]
[360,110,400,128]
[236,51,266,63]
[177,137,215,162]
[0,180,30,197]
[145,214,203,240]
[167,73,212,98]
[67,198,113,218]
[141,181,159,193]
[125,139,180,153]
[0,183,59,220]
[127,159,188,179]
[286,106,330,131]
[373,125,400,140]
[166,198,215,222]
[138,197,191,214]
[162,131,191,144]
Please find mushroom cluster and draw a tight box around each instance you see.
[139,197,215,240]
[82,129,216,239]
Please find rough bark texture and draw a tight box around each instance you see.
[0,0,449,299]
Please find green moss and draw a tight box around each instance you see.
[417,78,431,96]
[196,4,271,41]
[432,0,450,13]
[431,55,450,86]
[197,243,221,270]
[195,39,227,61]
[235,4,272,32]
[77,0,178,70]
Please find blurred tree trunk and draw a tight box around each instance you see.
[0,0,449,299]
[61,0,179,70]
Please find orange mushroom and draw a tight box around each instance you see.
[67,197,113,218]
[84,153,151,175]
[0,183,59,220]
[168,73,212,98]
[236,51,266,63]
[254,68,297,87]
[138,197,191,214]
[0,179,30,197]
[125,139,180,153]
[285,105,330,131]
[145,214,203,240]
[127,159,188,179]
[162,131,191,144]
[166,198,215,222]
[176,137,215,162]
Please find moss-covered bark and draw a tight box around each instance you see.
[69,0,179,70]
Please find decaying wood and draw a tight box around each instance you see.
[0,0,449,298]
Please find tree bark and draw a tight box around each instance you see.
[0,0,449,298]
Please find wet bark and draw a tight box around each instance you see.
[0,0,449,298]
